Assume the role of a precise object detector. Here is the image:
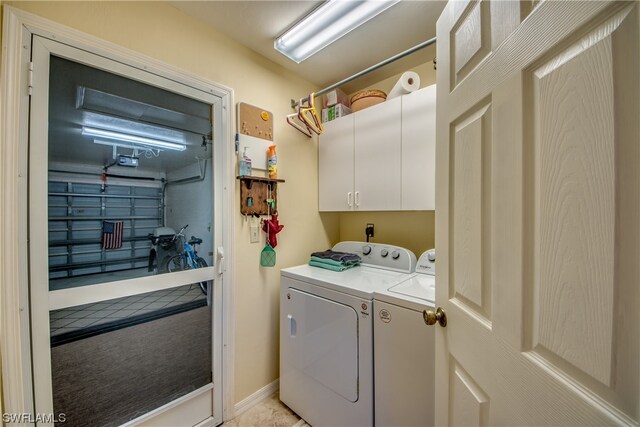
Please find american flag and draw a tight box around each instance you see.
[102,221,124,249]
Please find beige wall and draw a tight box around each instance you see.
[339,211,435,258]
[338,62,437,258]
[2,0,338,405]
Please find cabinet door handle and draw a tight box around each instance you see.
[355,191,360,207]
[347,192,353,207]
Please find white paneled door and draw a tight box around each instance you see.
[435,1,639,425]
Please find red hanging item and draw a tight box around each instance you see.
[262,214,284,248]
[101,170,107,193]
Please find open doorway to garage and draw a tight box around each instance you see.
[25,34,228,427]
[43,55,216,425]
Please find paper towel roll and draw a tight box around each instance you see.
[387,71,421,99]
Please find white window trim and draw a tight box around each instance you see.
[0,6,237,423]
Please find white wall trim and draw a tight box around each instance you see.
[0,5,236,423]
[221,97,237,421]
[218,67,237,424]
[0,6,36,418]
[232,379,280,418]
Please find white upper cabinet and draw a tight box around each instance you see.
[402,85,436,210]
[318,85,436,212]
[318,114,354,211]
[354,96,402,210]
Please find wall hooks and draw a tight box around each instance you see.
[237,176,285,216]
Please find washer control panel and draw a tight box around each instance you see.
[332,241,417,273]
[416,249,436,276]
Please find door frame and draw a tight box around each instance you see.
[0,5,237,424]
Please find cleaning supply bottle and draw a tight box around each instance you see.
[267,145,277,179]
[239,147,252,176]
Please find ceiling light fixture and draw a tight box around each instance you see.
[92,138,157,153]
[274,0,400,63]
[82,126,186,151]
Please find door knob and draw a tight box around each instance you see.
[423,307,447,327]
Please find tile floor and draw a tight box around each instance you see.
[222,393,305,427]
[49,284,207,337]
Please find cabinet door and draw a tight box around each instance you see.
[318,115,355,211]
[402,85,436,210]
[354,97,402,210]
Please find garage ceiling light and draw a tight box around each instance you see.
[82,126,186,151]
[274,0,400,63]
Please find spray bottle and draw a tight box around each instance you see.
[239,147,252,176]
[267,145,277,179]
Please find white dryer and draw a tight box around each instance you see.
[280,242,416,427]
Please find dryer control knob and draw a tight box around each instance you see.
[362,245,372,255]
[381,249,389,257]
[391,250,400,259]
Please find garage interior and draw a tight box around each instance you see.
[46,55,215,426]
[47,55,215,291]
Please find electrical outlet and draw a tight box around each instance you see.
[250,225,259,243]
[365,223,375,240]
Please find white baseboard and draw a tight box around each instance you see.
[232,379,279,418]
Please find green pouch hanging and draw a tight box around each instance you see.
[260,244,276,267]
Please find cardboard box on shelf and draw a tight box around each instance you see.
[322,89,350,108]
[322,104,352,123]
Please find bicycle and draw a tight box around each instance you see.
[165,224,209,295]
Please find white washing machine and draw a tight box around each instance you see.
[373,249,436,427]
[280,241,417,427]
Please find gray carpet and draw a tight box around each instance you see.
[51,305,212,426]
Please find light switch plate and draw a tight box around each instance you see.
[250,225,259,243]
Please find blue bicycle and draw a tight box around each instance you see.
[166,224,208,295]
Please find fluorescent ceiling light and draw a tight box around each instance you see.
[77,86,211,136]
[82,111,186,145]
[93,139,157,152]
[275,0,400,63]
[82,126,186,151]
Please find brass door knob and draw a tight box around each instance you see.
[423,307,447,327]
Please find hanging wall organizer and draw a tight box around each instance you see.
[237,176,285,216]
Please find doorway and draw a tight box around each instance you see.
[26,34,228,426]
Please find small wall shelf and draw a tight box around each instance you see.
[237,176,285,215]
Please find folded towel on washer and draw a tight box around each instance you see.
[308,250,361,271]
[309,259,359,272]
[309,256,361,268]
[310,250,361,264]
[310,256,360,267]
